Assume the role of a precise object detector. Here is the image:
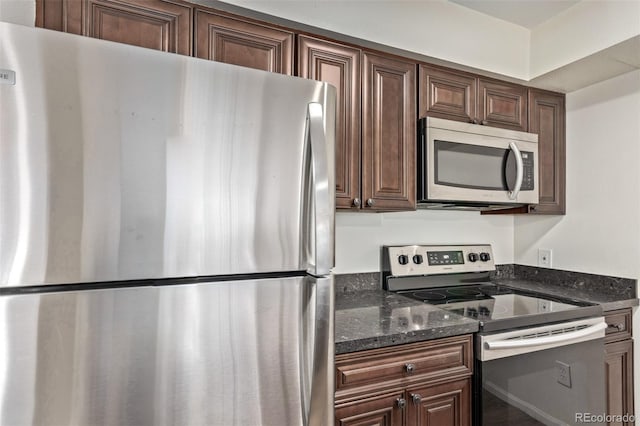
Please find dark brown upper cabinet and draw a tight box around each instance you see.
[195,10,293,74]
[37,0,193,55]
[298,37,415,212]
[362,51,416,211]
[418,64,477,124]
[298,35,362,210]
[527,89,566,215]
[419,64,528,132]
[478,78,528,131]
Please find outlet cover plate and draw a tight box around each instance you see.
[556,361,571,388]
[538,248,552,267]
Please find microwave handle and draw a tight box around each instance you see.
[508,142,523,200]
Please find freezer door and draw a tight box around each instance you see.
[0,22,335,287]
[0,275,334,426]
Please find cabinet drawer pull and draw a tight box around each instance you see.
[411,393,422,404]
[607,323,625,332]
[404,363,415,374]
[396,397,406,409]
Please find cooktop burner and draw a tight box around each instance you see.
[382,244,603,331]
[407,283,513,304]
[398,283,600,331]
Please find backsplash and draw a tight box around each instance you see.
[335,272,379,293]
[336,265,515,293]
[336,264,636,299]
[512,265,636,300]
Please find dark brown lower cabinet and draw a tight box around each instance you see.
[335,336,473,426]
[604,309,634,426]
[407,379,471,426]
[335,391,404,425]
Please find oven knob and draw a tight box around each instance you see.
[468,253,479,262]
[480,252,491,262]
[412,254,423,265]
[398,255,409,265]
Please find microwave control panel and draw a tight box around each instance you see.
[521,151,535,190]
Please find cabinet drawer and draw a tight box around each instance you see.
[336,336,472,392]
[605,309,632,343]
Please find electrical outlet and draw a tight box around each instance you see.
[556,361,571,388]
[538,248,552,267]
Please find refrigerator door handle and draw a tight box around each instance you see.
[305,275,335,426]
[306,102,333,276]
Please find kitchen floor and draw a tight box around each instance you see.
[483,391,544,426]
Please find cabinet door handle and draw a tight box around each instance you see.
[352,198,361,207]
[404,363,415,374]
[471,118,479,124]
[481,120,488,125]
[366,198,375,207]
[396,398,406,409]
[411,393,422,404]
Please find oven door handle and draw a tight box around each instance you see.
[485,322,607,350]
[507,141,523,200]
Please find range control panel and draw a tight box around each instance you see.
[384,244,495,277]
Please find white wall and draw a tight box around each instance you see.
[221,0,531,80]
[530,1,640,78]
[0,0,35,26]
[513,70,640,416]
[514,70,640,278]
[335,210,514,273]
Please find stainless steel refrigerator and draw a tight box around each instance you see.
[0,22,335,426]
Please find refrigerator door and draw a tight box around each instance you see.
[0,275,334,426]
[0,22,335,287]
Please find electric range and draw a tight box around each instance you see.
[381,244,602,332]
[382,244,607,425]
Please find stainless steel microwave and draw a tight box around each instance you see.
[417,117,539,210]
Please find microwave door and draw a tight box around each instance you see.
[420,118,539,206]
[428,139,514,203]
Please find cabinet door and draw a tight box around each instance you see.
[335,391,404,426]
[527,89,566,214]
[195,10,293,74]
[362,51,416,211]
[419,64,476,124]
[298,36,361,210]
[37,0,193,55]
[478,78,528,131]
[407,379,471,426]
[605,340,634,426]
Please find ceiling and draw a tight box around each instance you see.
[449,0,581,29]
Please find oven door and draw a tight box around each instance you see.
[418,117,539,205]
[476,317,607,426]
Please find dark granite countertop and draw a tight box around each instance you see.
[334,267,638,355]
[335,290,478,355]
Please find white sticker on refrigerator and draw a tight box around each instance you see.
[0,69,16,85]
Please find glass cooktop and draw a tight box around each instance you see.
[397,283,601,331]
